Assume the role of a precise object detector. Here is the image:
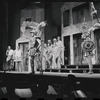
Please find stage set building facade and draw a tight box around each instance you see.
[61,2,100,66]
[15,2,100,72]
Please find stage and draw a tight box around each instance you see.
[0,70,100,79]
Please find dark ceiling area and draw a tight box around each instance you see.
[0,1,65,45]
[0,1,65,41]
[7,2,65,25]
[8,2,48,13]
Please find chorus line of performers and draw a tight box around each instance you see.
[5,35,64,72]
[42,37,64,70]
[29,29,64,72]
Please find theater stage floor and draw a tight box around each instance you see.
[0,71,100,79]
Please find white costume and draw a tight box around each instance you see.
[42,45,48,70]
[20,21,38,35]
[47,45,53,68]
[6,49,14,62]
[56,40,64,68]
[52,43,59,69]
[14,49,22,71]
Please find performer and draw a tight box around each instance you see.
[6,46,14,71]
[42,43,48,71]
[57,36,64,68]
[47,39,53,68]
[52,38,59,69]
[13,46,23,71]
[20,18,38,35]
[34,35,42,71]
[83,37,94,74]
[21,18,46,73]
[29,30,37,73]
[29,29,41,73]
[81,15,95,74]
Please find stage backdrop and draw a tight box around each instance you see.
[16,6,45,71]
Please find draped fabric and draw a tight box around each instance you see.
[72,3,90,24]
[95,29,100,64]
[73,34,82,65]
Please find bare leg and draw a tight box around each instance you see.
[42,58,46,71]
[34,57,38,72]
[86,55,93,74]
[57,56,61,69]
[31,56,35,73]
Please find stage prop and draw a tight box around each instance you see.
[81,2,100,73]
[15,20,46,72]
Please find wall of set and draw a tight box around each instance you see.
[61,2,100,65]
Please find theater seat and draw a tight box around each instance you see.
[15,88,32,98]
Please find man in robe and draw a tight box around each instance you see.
[6,46,14,71]
[13,46,23,71]
[56,36,64,68]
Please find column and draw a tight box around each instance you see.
[70,35,74,65]
[70,8,74,65]
[90,2,96,64]
[61,10,64,65]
